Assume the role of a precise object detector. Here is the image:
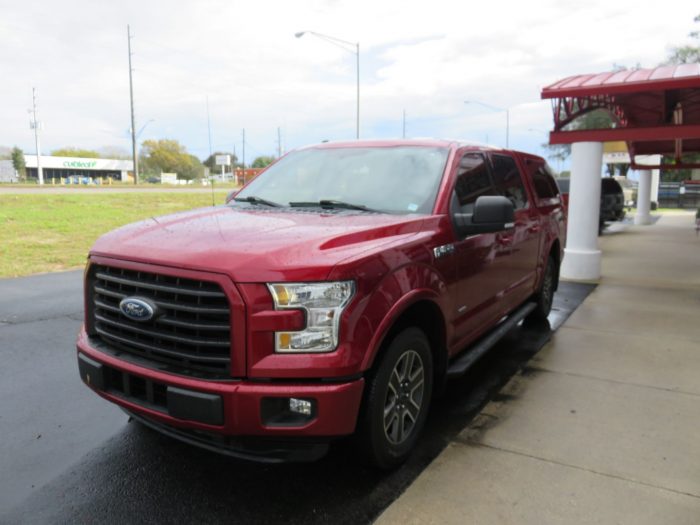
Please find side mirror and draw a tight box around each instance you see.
[453,196,515,237]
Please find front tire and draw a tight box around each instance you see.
[356,327,433,469]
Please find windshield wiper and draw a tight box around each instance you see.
[289,199,378,212]
[233,195,283,207]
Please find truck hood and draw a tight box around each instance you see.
[90,206,425,281]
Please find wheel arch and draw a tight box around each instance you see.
[363,295,448,391]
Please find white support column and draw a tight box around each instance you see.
[651,169,660,206]
[561,142,603,281]
[635,169,653,225]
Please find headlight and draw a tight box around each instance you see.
[267,281,355,353]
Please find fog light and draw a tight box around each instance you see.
[261,397,317,427]
[289,398,313,416]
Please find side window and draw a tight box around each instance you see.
[452,153,495,214]
[490,154,528,210]
[527,159,561,204]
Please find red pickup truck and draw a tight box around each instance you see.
[77,139,565,468]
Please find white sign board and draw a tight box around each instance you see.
[24,155,133,171]
[215,155,231,166]
[160,172,178,184]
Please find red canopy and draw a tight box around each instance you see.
[541,64,700,169]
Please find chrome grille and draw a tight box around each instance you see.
[90,265,231,376]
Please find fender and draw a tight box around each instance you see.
[361,287,445,371]
[354,256,451,371]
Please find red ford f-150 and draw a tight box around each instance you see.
[77,139,565,468]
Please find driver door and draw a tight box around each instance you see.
[449,152,511,349]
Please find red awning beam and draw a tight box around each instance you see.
[548,124,700,145]
[630,161,700,170]
[541,65,700,165]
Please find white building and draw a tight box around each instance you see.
[24,155,133,182]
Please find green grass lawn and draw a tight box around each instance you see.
[0,192,228,278]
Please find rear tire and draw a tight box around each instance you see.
[527,255,556,322]
[356,327,433,469]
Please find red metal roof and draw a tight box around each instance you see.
[542,64,700,98]
[541,64,700,167]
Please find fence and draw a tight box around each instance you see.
[658,181,700,209]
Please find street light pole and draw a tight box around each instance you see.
[30,87,44,185]
[295,31,360,139]
[127,24,138,184]
[464,100,510,148]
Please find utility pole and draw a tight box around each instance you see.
[402,109,406,139]
[242,128,246,169]
[30,87,44,185]
[277,127,282,158]
[356,41,360,139]
[127,24,138,184]
[206,96,213,157]
[233,144,238,185]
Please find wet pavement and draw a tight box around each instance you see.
[0,272,593,524]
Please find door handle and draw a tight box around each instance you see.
[528,225,541,233]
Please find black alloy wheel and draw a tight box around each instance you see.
[356,327,433,469]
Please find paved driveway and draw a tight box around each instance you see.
[0,271,589,523]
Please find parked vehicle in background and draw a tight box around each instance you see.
[600,177,626,229]
[613,176,638,208]
[556,177,625,233]
[76,139,566,469]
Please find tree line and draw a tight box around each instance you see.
[3,140,277,181]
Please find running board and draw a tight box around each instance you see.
[446,302,537,379]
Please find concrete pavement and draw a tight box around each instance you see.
[377,212,700,524]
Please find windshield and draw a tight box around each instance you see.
[234,146,449,214]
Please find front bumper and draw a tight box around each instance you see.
[77,331,365,461]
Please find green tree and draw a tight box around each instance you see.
[203,152,239,172]
[140,139,204,180]
[251,155,276,169]
[11,147,26,179]
[661,14,700,181]
[51,147,101,158]
[544,108,617,165]
[665,14,700,64]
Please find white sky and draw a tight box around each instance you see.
[0,0,697,163]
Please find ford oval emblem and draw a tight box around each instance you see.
[119,297,158,322]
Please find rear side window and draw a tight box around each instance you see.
[525,159,561,205]
[489,154,528,209]
[452,153,496,213]
[532,167,559,199]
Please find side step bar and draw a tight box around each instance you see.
[446,302,537,379]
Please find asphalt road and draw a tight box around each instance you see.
[0,271,593,524]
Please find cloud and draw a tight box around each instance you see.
[0,0,697,161]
